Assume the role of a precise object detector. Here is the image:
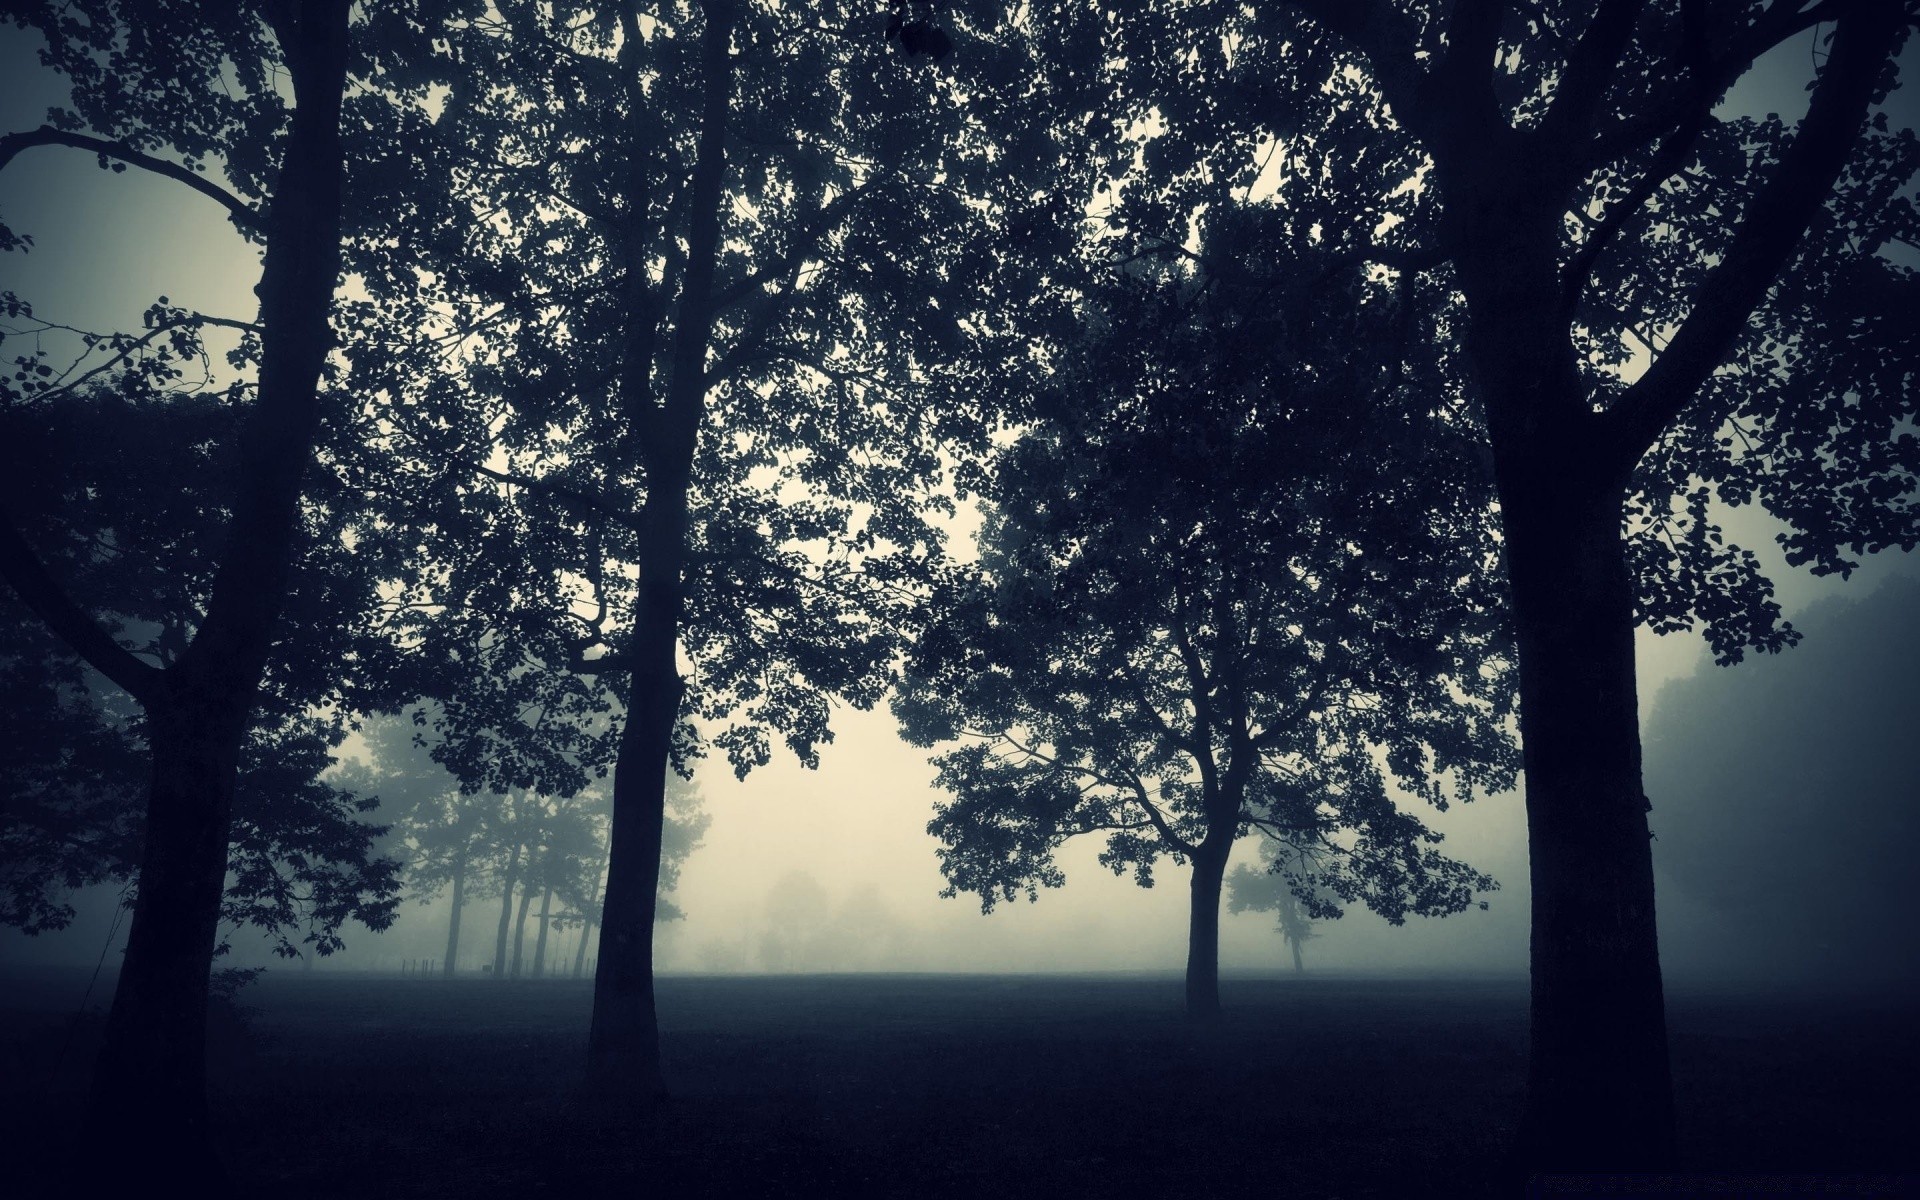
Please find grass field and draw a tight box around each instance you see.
[2,970,1912,1197]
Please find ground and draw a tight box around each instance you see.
[2,970,1913,1197]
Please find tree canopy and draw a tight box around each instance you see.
[896,210,1519,1011]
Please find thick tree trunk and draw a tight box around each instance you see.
[1288,936,1304,974]
[1502,480,1674,1172]
[84,706,241,1180]
[67,9,351,1186]
[531,885,554,978]
[510,879,535,979]
[1438,153,1676,1170]
[1185,842,1230,1018]
[443,847,466,977]
[584,0,734,1103]
[493,842,520,978]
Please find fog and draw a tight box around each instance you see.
[7,12,1917,994]
[14,547,1913,986]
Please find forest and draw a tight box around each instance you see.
[1,1,1915,1196]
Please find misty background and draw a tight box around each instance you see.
[2,24,1914,989]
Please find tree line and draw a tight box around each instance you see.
[1,0,1913,1187]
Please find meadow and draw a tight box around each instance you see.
[3,970,1911,1198]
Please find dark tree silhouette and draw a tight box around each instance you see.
[896,232,1517,1016]
[0,2,395,1175]
[1096,0,1916,1167]
[340,0,1090,1099]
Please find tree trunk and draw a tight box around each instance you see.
[1185,841,1230,1018]
[532,884,554,978]
[84,708,240,1180]
[510,878,535,979]
[1501,470,1674,1172]
[584,0,734,1102]
[443,846,466,978]
[1288,936,1304,974]
[492,841,520,978]
[67,9,351,1185]
[585,647,675,1097]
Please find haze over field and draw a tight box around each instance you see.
[3,4,1917,1193]
[3,19,1917,985]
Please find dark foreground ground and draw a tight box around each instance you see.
[1,970,1913,1198]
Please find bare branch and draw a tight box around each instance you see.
[0,127,263,235]
[0,505,165,705]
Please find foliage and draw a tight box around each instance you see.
[333,0,1102,785]
[0,384,399,952]
[895,214,1517,922]
[1097,1,1918,663]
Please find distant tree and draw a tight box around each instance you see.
[334,712,502,977]
[340,709,709,982]
[1100,0,1917,1164]
[1226,838,1335,974]
[896,236,1517,1016]
[757,870,832,973]
[1645,576,1920,987]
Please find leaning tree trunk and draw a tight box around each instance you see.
[1500,454,1674,1172]
[1185,839,1231,1018]
[76,8,350,1185]
[443,844,467,977]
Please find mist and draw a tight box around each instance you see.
[5,4,1918,1197]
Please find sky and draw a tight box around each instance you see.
[2,18,1915,985]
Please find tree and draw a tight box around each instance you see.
[0,3,432,1169]
[0,390,401,967]
[1226,837,1331,973]
[1098,0,1916,1166]
[340,0,1084,1097]
[335,712,498,977]
[896,233,1518,1016]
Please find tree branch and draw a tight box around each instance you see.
[25,313,261,406]
[1600,0,1905,470]
[1588,0,1848,164]
[1536,0,1651,151]
[0,127,263,236]
[1118,766,1200,858]
[0,505,165,705]
[1558,112,1708,320]
[1281,0,1429,130]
